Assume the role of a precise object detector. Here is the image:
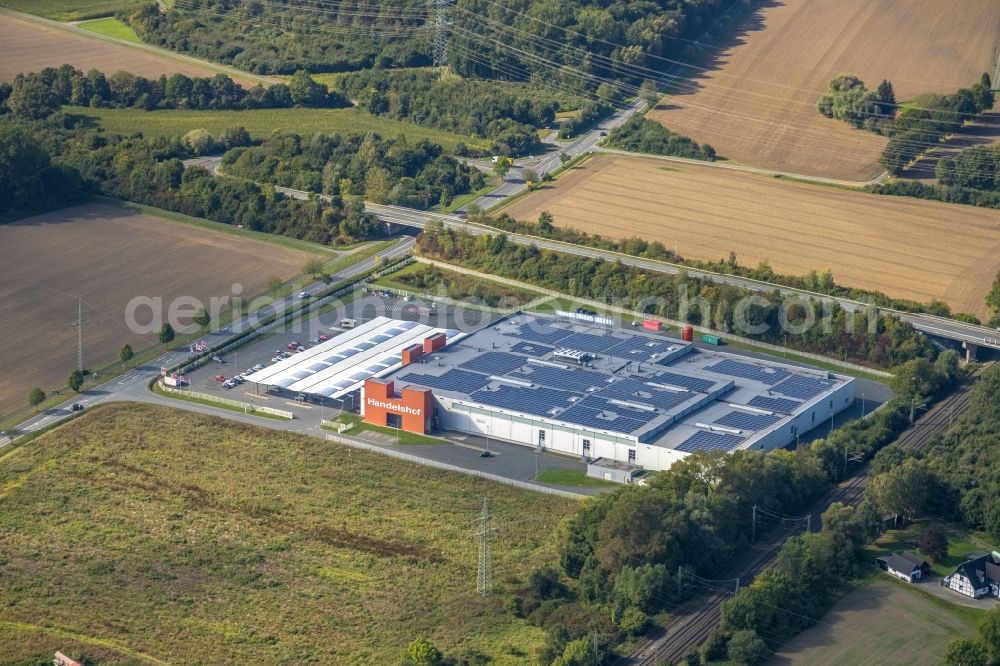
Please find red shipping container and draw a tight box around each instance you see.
[643,319,661,332]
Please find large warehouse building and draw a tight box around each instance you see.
[362,313,854,471]
[245,316,465,401]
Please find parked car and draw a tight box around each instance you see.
[223,380,236,389]
[215,374,226,382]
[253,364,265,371]
[212,356,224,363]
[70,403,84,412]
[272,357,283,363]
[287,342,300,350]
[318,333,330,342]
[232,376,244,385]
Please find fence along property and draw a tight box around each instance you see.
[158,381,294,419]
[324,431,586,500]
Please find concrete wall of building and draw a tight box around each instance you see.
[425,377,854,472]
[437,396,642,463]
[741,379,855,453]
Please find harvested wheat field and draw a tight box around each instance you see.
[504,155,1000,317]
[648,0,1000,181]
[0,203,314,414]
[0,12,260,85]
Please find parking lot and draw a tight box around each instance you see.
[178,290,505,422]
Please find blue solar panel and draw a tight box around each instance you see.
[401,369,490,394]
[598,378,692,411]
[604,336,675,360]
[676,431,745,453]
[705,359,789,385]
[471,385,577,417]
[714,411,780,431]
[459,352,526,375]
[650,371,716,392]
[513,365,606,393]
[749,395,801,413]
[772,375,835,400]
[513,322,573,345]
[558,402,648,433]
[510,341,554,357]
[557,331,621,353]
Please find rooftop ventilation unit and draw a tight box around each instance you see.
[695,422,742,435]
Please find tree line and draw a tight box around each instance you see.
[816,73,995,174]
[603,115,717,161]
[416,223,939,370]
[335,69,568,156]
[865,144,1000,218]
[0,64,346,121]
[128,0,748,95]
[0,117,383,244]
[221,132,484,209]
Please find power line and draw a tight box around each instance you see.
[475,497,495,596]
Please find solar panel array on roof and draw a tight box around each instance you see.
[605,336,675,360]
[512,365,606,393]
[600,378,692,411]
[772,375,835,400]
[714,411,781,431]
[556,331,620,353]
[459,351,526,375]
[513,322,572,345]
[510,341,553,356]
[471,385,576,417]
[558,399,649,433]
[651,371,716,392]
[399,369,491,394]
[676,430,745,453]
[749,395,801,413]
[705,359,789,385]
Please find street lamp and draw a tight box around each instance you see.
[861,393,865,417]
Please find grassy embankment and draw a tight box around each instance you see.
[0,0,145,21]
[76,16,141,42]
[67,106,491,153]
[0,404,575,665]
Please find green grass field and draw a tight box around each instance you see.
[0,404,575,665]
[768,578,980,665]
[0,0,145,21]
[76,16,141,42]
[67,106,489,152]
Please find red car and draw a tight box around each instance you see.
[215,374,225,382]
[318,333,330,342]
[287,342,300,350]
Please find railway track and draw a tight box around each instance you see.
[623,365,990,666]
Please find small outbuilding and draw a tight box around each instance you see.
[587,457,644,484]
[876,552,928,583]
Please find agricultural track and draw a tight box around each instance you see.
[623,365,991,665]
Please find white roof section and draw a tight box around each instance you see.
[246,316,464,399]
